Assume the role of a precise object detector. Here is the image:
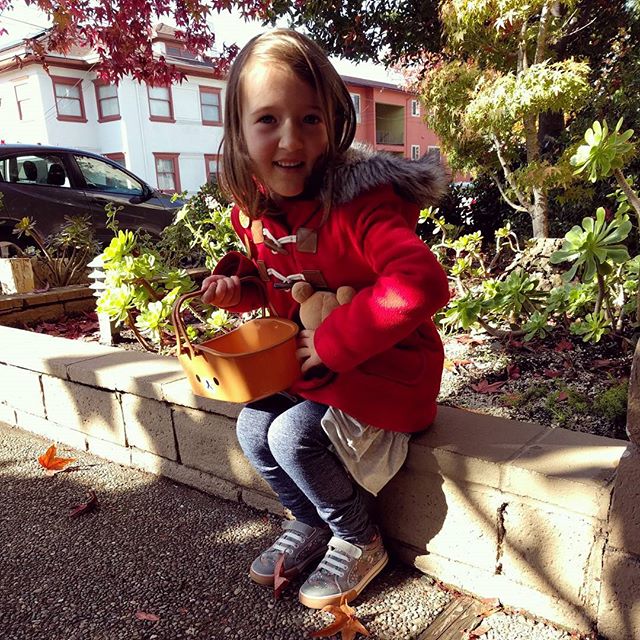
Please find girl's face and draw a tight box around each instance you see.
[241,61,329,201]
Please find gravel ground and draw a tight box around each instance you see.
[1,422,585,640]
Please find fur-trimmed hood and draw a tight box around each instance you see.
[326,144,451,208]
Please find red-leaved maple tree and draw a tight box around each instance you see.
[0,0,273,84]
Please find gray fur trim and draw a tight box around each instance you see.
[326,143,451,207]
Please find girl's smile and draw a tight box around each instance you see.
[241,62,329,201]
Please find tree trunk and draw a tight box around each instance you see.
[530,187,549,237]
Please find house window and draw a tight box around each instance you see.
[166,44,197,60]
[411,145,420,160]
[205,154,220,183]
[147,86,175,122]
[427,145,441,161]
[200,87,222,126]
[411,100,420,117]
[94,82,120,122]
[51,76,87,122]
[14,82,33,121]
[350,93,361,124]
[154,153,181,192]
[104,152,126,167]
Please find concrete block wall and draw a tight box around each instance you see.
[1,323,639,639]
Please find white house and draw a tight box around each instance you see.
[0,24,225,195]
[0,24,445,196]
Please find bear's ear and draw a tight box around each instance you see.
[336,286,356,305]
[291,281,314,304]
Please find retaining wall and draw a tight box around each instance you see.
[1,323,639,639]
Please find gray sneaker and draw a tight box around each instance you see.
[298,532,389,608]
[249,520,331,586]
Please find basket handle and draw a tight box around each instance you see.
[172,275,271,358]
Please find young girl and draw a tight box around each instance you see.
[201,28,450,609]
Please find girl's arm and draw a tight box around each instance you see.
[314,187,450,372]
[202,251,265,313]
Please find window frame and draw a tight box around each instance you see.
[153,152,181,193]
[104,152,126,168]
[350,92,361,124]
[199,86,222,126]
[411,144,421,160]
[93,80,121,122]
[147,85,175,123]
[204,153,221,183]
[411,99,420,117]
[427,145,441,161]
[51,75,87,123]
[14,80,32,121]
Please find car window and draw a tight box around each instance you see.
[0,154,70,187]
[74,155,143,196]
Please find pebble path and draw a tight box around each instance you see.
[1,422,582,639]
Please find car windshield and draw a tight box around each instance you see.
[74,155,143,196]
[0,154,70,187]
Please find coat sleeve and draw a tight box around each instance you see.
[209,206,265,313]
[314,186,449,373]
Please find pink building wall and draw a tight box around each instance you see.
[344,78,441,160]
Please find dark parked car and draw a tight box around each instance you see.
[0,144,183,249]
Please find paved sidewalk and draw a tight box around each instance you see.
[1,422,577,640]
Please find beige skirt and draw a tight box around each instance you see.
[320,407,411,496]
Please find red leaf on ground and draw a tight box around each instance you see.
[554,338,574,352]
[592,359,615,369]
[69,490,99,517]
[273,553,290,600]
[135,611,160,622]
[543,369,563,378]
[507,364,520,379]
[38,444,76,475]
[557,391,569,401]
[471,379,506,394]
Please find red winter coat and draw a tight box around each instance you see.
[213,148,450,432]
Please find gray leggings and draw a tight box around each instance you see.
[236,394,376,544]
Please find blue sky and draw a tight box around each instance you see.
[0,2,400,83]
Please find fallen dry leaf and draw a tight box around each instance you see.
[543,368,563,378]
[557,391,569,401]
[310,599,370,640]
[507,364,520,379]
[135,611,160,622]
[273,553,290,600]
[477,597,502,617]
[38,444,76,475]
[69,490,99,517]
[554,338,574,352]
[444,358,472,372]
[455,334,485,346]
[470,379,506,394]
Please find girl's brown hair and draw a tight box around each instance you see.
[219,29,356,220]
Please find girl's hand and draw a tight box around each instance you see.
[296,329,324,373]
[200,274,241,308]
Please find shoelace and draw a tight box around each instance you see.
[317,546,351,577]
[272,529,305,555]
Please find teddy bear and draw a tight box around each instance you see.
[290,281,356,385]
[291,282,356,330]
